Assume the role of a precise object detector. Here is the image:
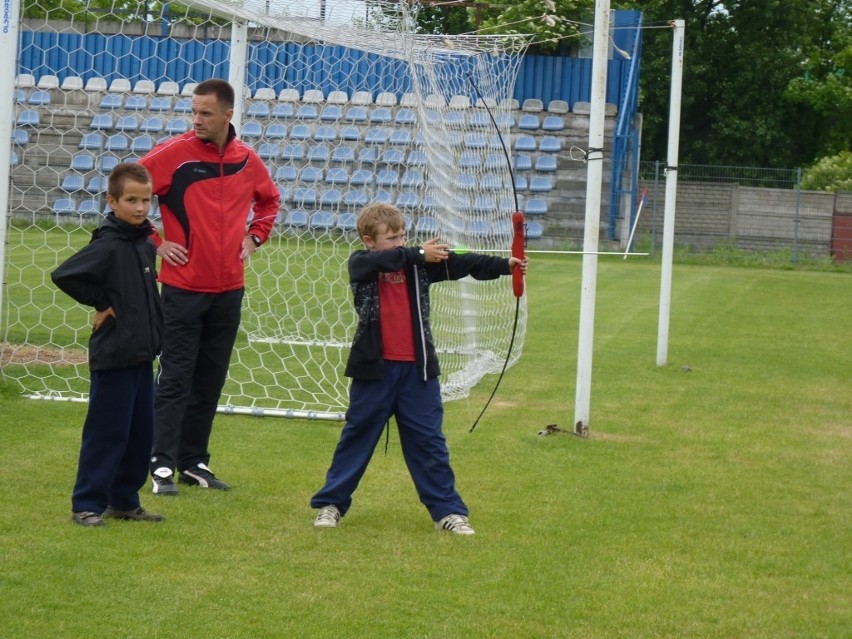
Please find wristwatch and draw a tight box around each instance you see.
[249,234,262,248]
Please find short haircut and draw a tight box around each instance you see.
[108,162,152,200]
[357,202,405,239]
[194,78,235,110]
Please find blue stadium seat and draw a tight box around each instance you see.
[370,107,393,124]
[364,128,388,145]
[469,111,490,128]
[374,190,393,204]
[310,211,336,231]
[464,133,487,149]
[388,130,412,146]
[468,219,491,237]
[61,174,85,192]
[407,150,427,166]
[115,115,140,132]
[400,169,424,189]
[292,187,318,206]
[380,149,405,165]
[98,94,122,109]
[165,118,189,134]
[86,175,108,194]
[357,147,377,164]
[274,166,298,182]
[257,143,280,160]
[16,110,40,127]
[140,117,164,133]
[325,167,349,185]
[105,134,129,152]
[529,176,554,193]
[376,169,399,188]
[343,189,369,207]
[77,199,102,218]
[454,174,476,190]
[99,155,119,172]
[459,152,481,169]
[539,136,562,153]
[340,126,361,142]
[525,220,543,239]
[173,98,192,114]
[480,173,503,191]
[319,188,342,207]
[484,153,504,169]
[280,143,304,161]
[148,96,172,112]
[265,123,287,139]
[541,115,565,131]
[514,154,533,171]
[494,113,515,128]
[444,111,465,128]
[473,197,498,214]
[524,198,548,216]
[424,110,441,126]
[10,150,19,166]
[535,155,558,172]
[131,135,156,153]
[52,198,77,216]
[71,152,95,171]
[415,216,438,235]
[282,209,308,228]
[300,167,323,183]
[289,123,312,140]
[336,212,357,232]
[247,102,271,118]
[332,145,356,163]
[395,192,419,209]
[344,106,368,123]
[241,121,263,138]
[313,125,337,142]
[78,132,103,150]
[320,105,343,121]
[350,168,374,186]
[514,135,536,152]
[90,113,114,130]
[395,108,417,125]
[124,95,147,111]
[14,89,26,103]
[271,103,294,119]
[514,175,528,191]
[295,104,319,120]
[518,114,540,130]
[308,144,330,163]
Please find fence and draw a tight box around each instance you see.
[635,162,852,263]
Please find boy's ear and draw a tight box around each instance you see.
[362,234,374,248]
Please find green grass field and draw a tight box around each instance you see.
[1,255,850,638]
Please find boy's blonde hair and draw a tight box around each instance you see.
[357,203,405,240]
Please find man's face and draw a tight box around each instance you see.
[191,93,232,146]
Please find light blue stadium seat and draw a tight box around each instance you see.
[292,187,318,206]
[370,107,393,124]
[400,169,424,189]
[514,175,528,191]
[514,135,536,152]
[518,114,540,130]
[376,169,399,188]
[274,166,298,182]
[116,115,140,132]
[483,153,504,169]
[280,143,304,161]
[388,130,411,146]
[320,105,343,121]
[282,209,309,228]
[468,219,491,236]
[313,125,337,142]
[105,134,129,151]
[257,143,280,160]
[340,126,361,142]
[99,94,122,109]
[10,150,19,166]
[514,154,533,171]
[295,104,319,120]
[357,148,377,164]
[173,98,192,114]
[444,111,465,128]
[148,96,172,112]
[90,113,113,130]
[415,216,438,235]
[265,123,287,139]
[525,220,543,239]
[454,174,476,190]
[272,103,294,119]
[529,176,553,193]
[542,115,565,131]
[131,135,156,153]
[364,128,388,145]
[464,133,487,149]
[459,152,481,169]
[480,173,503,191]
[247,102,271,118]
[326,167,349,184]
[395,192,419,209]
[332,145,356,163]
[344,189,369,207]
[241,121,263,138]
[310,211,336,231]
[16,110,40,127]
[78,132,102,150]
[165,118,189,134]
[380,149,405,165]
[308,144,330,163]
[99,155,119,172]
[344,106,368,123]
[395,108,417,125]
[494,113,515,128]
[86,175,108,194]
[14,89,26,103]
[77,199,102,218]
[535,155,558,172]
[374,190,393,204]
[424,110,441,126]
[53,198,77,216]
[469,111,490,128]
[61,174,85,192]
[140,117,164,133]
[319,188,342,207]
[539,136,562,153]
[473,197,498,214]
[407,150,427,166]
[524,198,548,216]
[300,166,323,183]
[289,123,312,140]
[124,95,147,111]
[71,152,95,172]
[336,212,357,232]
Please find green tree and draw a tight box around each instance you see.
[473,0,594,54]
[801,151,852,190]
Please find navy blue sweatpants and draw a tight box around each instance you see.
[311,361,468,522]
[72,363,154,513]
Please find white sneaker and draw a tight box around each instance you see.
[436,514,475,535]
[314,505,341,528]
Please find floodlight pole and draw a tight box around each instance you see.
[573,0,611,436]
[0,0,23,335]
[656,19,685,366]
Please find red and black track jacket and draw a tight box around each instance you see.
[139,125,280,293]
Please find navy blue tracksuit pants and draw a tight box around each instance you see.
[311,360,468,522]
[72,363,154,514]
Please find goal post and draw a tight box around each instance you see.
[1,0,530,419]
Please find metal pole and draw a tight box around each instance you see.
[793,167,801,265]
[656,19,685,367]
[572,0,611,436]
[0,0,22,342]
[228,20,248,127]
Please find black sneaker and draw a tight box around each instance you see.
[104,506,165,522]
[71,511,105,527]
[179,463,231,490]
[151,467,179,495]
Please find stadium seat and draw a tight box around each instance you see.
[499,98,520,110]
[99,155,119,172]
[331,145,356,163]
[133,79,155,94]
[388,130,412,146]
[115,115,140,132]
[319,188,342,207]
[535,155,558,172]
[300,167,323,183]
[525,220,544,239]
[494,113,515,128]
[340,125,361,142]
[247,102,271,118]
[28,90,51,106]
[400,169,424,189]
[518,114,540,130]
[14,89,25,103]
[61,174,85,192]
[265,123,287,139]
[173,98,192,114]
[400,92,418,107]
[449,95,471,110]
[61,76,84,91]
[350,90,373,106]
[444,111,466,128]
[320,105,343,121]
[302,89,324,104]
[282,209,308,227]
[343,189,369,207]
[375,92,397,107]
[108,78,131,93]
[424,93,445,109]
[278,88,300,102]
[241,121,263,138]
[357,147,377,164]
[292,187,318,206]
[257,143,280,160]
[376,169,399,188]
[37,75,60,89]
[547,99,570,114]
[310,211,336,231]
[468,219,491,237]
[86,175,108,194]
[124,96,147,111]
[280,143,305,161]
[71,152,95,171]
[541,115,565,131]
[336,212,357,232]
[572,101,591,115]
[364,128,388,145]
[253,87,276,101]
[157,81,180,96]
[84,77,107,92]
[344,106,368,123]
[483,153,504,169]
[514,135,536,152]
[459,152,481,169]
[464,133,487,149]
[271,103,295,119]
[480,173,503,191]
[514,154,533,171]
[407,150,426,166]
[327,90,349,105]
[165,118,189,134]
[308,144,330,162]
[454,174,477,190]
[90,113,114,130]
[325,167,349,185]
[529,176,554,192]
[52,198,77,216]
[522,98,544,112]
[370,107,393,124]
[274,166,298,182]
[140,117,164,133]
[295,104,319,120]
[148,96,172,112]
[415,216,438,235]
[524,198,548,216]
[469,111,490,128]
[380,149,405,165]
[14,129,30,146]
[539,136,562,153]
[395,192,419,209]
[289,123,312,140]
[105,134,129,152]
[473,197,498,214]
[514,175,528,191]
[16,110,40,127]
[313,125,337,142]
[77,199,102,218]
[131,135,156,153]
[374,190,393,204]
[15,73,36,88]
[349,169,374,186]
[395,108,417,125]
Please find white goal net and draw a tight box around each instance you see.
[1,0,531,419]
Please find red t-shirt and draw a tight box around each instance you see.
[378,270,415,361]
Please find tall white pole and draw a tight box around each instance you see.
[573,0,611,436]
[228,21,249,127]
[0,0,22,333]
[656,19,685,366]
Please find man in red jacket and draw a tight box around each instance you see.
[140,78,280,495]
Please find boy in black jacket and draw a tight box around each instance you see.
[52,163,165,527]
[310,203,528,535]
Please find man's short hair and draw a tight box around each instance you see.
[108,162,152,200]
[194,78,235,110]
[357,203,405,239]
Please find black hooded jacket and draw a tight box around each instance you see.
[51,213,163,371]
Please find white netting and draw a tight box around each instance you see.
[1,0,531,418]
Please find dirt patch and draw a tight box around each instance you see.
[0,342,87,366]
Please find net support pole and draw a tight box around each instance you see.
[0,0,22,335]
[572,0,611,436]
[228,20,249,127]
[656,19,685,366]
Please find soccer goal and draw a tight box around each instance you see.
[0,0,531,419]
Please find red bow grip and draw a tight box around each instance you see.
[511,211,525,297]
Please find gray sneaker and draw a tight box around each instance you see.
[436,514,475,535]
[104,506,165,522]
[71,511,105,527]
[314,505,341,528]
